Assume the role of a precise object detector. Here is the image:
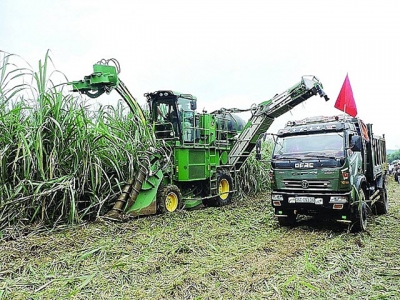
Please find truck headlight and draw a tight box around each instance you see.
[329,196,348,203]
[272,194,283,201]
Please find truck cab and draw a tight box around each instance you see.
[270,115,387,231]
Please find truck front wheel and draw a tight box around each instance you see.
[351,188,368,232]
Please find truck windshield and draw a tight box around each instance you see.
[273,132,344,158]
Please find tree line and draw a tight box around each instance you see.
[387,150,400,163]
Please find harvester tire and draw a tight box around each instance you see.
[204,172,233,207]
[157,185,182,214]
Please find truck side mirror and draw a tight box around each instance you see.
[351,135,362,152]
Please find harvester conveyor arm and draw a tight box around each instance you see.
[228,75,329,170]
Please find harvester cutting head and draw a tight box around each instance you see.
[70,63,119,98]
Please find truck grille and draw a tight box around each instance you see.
[282,179,330,190]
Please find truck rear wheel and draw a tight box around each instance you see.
[203,172,233,207]
[351,188,368,232]
[277,210,297,226]
[157,185,182,214]
[374,185,388,215]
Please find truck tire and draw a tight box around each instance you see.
[351,188,368,232]
[157,185,182,214]
[203,172,233,207]
[374,185,388,215]
[277,210,297,226]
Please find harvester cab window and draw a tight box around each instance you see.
[166,102,180,138]
[151,93,197,143]
[153,99,181,140]
[165,105,178,124]
[156,103,168,121]
[178,97,196,143]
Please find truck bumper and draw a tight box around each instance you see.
[271,191,353,221]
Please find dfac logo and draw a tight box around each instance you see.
[301,180,309,189]
[295,162,314,168]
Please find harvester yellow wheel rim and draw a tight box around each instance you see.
[219,178,230,200]
[165,192,179,212]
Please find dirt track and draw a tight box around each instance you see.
[1,178,400,299]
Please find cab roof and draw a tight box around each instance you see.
[144,90,197,101]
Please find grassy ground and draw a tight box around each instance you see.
[1,178,400,300]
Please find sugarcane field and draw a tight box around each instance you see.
[1,49,400,300]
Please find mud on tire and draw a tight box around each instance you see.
[373,185,388,215]
[157,184,182,214]
[351,187,368,232]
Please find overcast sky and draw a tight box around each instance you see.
[1,0,399,148]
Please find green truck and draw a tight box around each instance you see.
[270,115,388,231]
[70,59,329,220]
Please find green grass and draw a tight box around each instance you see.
[1,177,399,299]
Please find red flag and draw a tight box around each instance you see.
[334,74,357,117]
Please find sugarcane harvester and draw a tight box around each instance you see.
[70,59,329,220]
